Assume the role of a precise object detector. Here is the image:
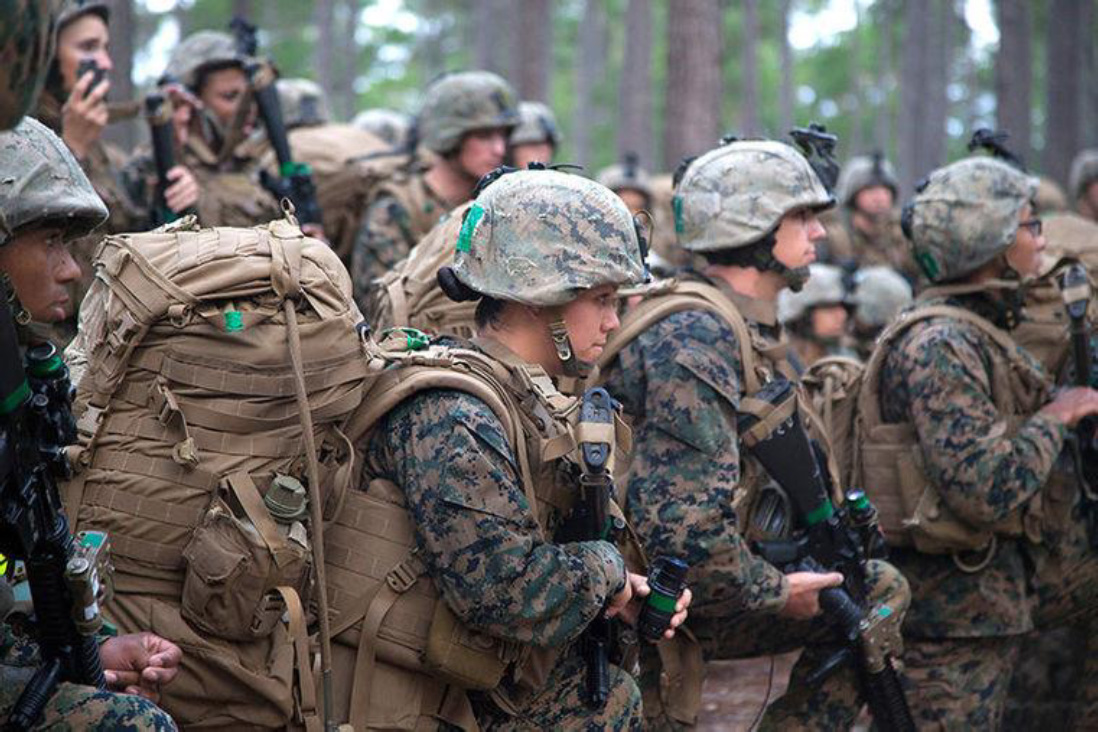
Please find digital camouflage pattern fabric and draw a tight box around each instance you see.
[674,140,832,252]
[417,71,518,154]
[451,169,646,306]
[1,626,177,731]
[166,30,242,91]
[0,0,57,131]
[509,101,561,149]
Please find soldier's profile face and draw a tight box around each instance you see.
[773,208,824,271]
[457,127,509,179]
[511,142,554,169]
[559,284,622,365]
[200,67,252,130]
[58,15,112,95]
[0,227,81,323]
[1005,204,1046,278]
[854,185,893,216]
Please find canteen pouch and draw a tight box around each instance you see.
[422,601,513,690]
[181,473,312,641]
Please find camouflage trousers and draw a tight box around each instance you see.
[472,646,642,731]
[0,630,176,731]
[641,558,910,731]
[902,513,1098,731]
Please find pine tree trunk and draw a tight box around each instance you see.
[103,0,136,151]
[778,0,794,135]
[995,0,1032,163]
[512,0,553,102]
[574,0,607,169]
[898,0,932,196]
[663,0,722,170]
[618,0,654,168]
[314,0,335,113]
[1043,0,1084,186]
[740,0,760,136]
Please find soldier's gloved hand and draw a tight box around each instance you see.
[62,70,110,159]
[1041,387,1098,428]
[779,571,844,620]
[606,572,692,638]
[100,631,183,703]
[164,165,199,214]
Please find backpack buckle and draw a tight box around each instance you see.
[385,552,424,593]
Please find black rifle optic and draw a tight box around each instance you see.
[967,128,1026,171]
[0,298,113,731]
[230,16,323,229]
[790,123,841,194]
[556,387,622,709]
[144,91,196,227]
[737,379,914,732]
[1058,263,1098,547]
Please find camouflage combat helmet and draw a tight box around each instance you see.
[277,78,330,129]
[598,153,652,202]
[450,169,646,307]
[0,116,107,246]
[903,157,1037,283]
[167,30,244,91]
[1069,149,1098,201]
[418,71,519,155]
[0,0,58,131]
[675,139,833,252]
[835,154,899,210]
[58,0,109,30]
[777,263,848,324]
[351,108,411,147]
[851,265,912,327]
[509,101,562,148]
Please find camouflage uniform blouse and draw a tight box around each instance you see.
[601,275,790,621]
[362,388,626,648]
[879,297,1066,638]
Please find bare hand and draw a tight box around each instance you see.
[607,572,692,639]
[62,70,110,159]
[100,632,182,702]
[779,571,844,620]
[163,165,198,213]
[301,222,328,242]
[1041,387,1098,428]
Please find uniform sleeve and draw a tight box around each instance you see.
[891,322,1066,526]
[351,195,415,309]
[367,390,627,648]
[605,310,789,619]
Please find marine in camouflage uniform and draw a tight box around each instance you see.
[822,154,921,283]
[508,100,560,168]
[777,262,857,367]
[360,169,664,729]
[876,156,1098,729]
[350,71,518,307]
[598,140,910,731]
[351,108,412,149]
[0,107,178,729]
[849,265,912,359]
[1069,149,1098,223]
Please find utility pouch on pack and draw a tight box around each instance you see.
[423,602,513,690]
[181,472,312,641]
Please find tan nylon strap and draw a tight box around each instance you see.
[102,412,306,458]
[595,280,761,395]
[84,484,205,529]
[737,393,798,447]
[108,531,186,568]
[386,275,410,329]
[274,586,321,732]
[87,449,219,491]
[223,472,294,569]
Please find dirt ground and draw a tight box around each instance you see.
[696,653,798,731]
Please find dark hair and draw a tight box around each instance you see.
[474,296,507,330]
[700,233,777,267]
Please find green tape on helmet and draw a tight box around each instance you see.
[456,203,485,253]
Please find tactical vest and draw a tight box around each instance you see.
[62,215,369,730]
[365,201,477,338]
[590,276,843,726]
[330,334,631,731]
[855,299,1052,561]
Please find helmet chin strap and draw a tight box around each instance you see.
[1,274,31,326]
[548,316,589,379]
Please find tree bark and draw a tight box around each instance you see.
[512,0,552,102]
[473,0,511,76]
[923,0,951,170]
[898,0,932,196]
[873,0,896,157]
[994,0,1032,163]
[574,0,607,169]
[618,0,654,168]
[739,0,760,136]
[103,0,136,151]
[1043,0,1085,186]
[663,0,722,170]
[314,0,335,113]
[335,0,360,120]
[778,0,794,135]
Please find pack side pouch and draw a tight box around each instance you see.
[181,494,311,642]
[422,601,510,691]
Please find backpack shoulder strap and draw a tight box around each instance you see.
[594,278,760,394]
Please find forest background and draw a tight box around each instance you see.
[101,0,1098,198]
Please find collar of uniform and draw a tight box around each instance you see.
[707,275,780,328]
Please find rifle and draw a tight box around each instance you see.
[737,378,914,732]
[0,299,113,731]
[230,17,324,229]
[556,387,619,708]
[790,123,841,194]
[1058,263,1098,546]
[144,91,195,227]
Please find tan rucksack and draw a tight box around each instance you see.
[63,212,372,730]
[363,200,477,337]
